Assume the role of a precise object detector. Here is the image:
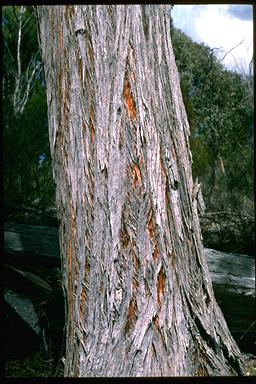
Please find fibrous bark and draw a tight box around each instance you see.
[37,5,245,376]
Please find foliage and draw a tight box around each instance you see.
[171,27,254,216]
[3,6,55,220]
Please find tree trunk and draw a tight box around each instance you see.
[37,5,245,376]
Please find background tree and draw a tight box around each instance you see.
[172,28,253,210]
[3,6,55,222]
[37,5,244,376]
[171,28,254,254]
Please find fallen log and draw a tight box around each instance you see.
[204,248,255,296]
[4,223,254,293]
[4,223,60,265]
[203,248,255,353]
[4,222,255,352]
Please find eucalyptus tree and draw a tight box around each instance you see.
[37,5,244,377]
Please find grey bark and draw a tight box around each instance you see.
[4,222,255,301]
[37,5,245,376]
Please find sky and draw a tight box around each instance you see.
[172,4,253,74]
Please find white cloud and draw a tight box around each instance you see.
[172,5,253,74]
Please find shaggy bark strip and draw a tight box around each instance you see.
[38,5,245,377]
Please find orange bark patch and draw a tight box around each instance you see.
[128,300,135,322]
[157,267,166,306]
[120,220,130,248]
[147,212,154,241]
[131,163,142,191]
[125,299,137,332]
[123,74,137,121]
[132,277,138,292]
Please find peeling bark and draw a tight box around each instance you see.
[37,5,245,377]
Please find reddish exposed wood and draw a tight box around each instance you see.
[157,267,166,306]
[132,163,142,191]
[125,299,137,332]
[124,74,137,121]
